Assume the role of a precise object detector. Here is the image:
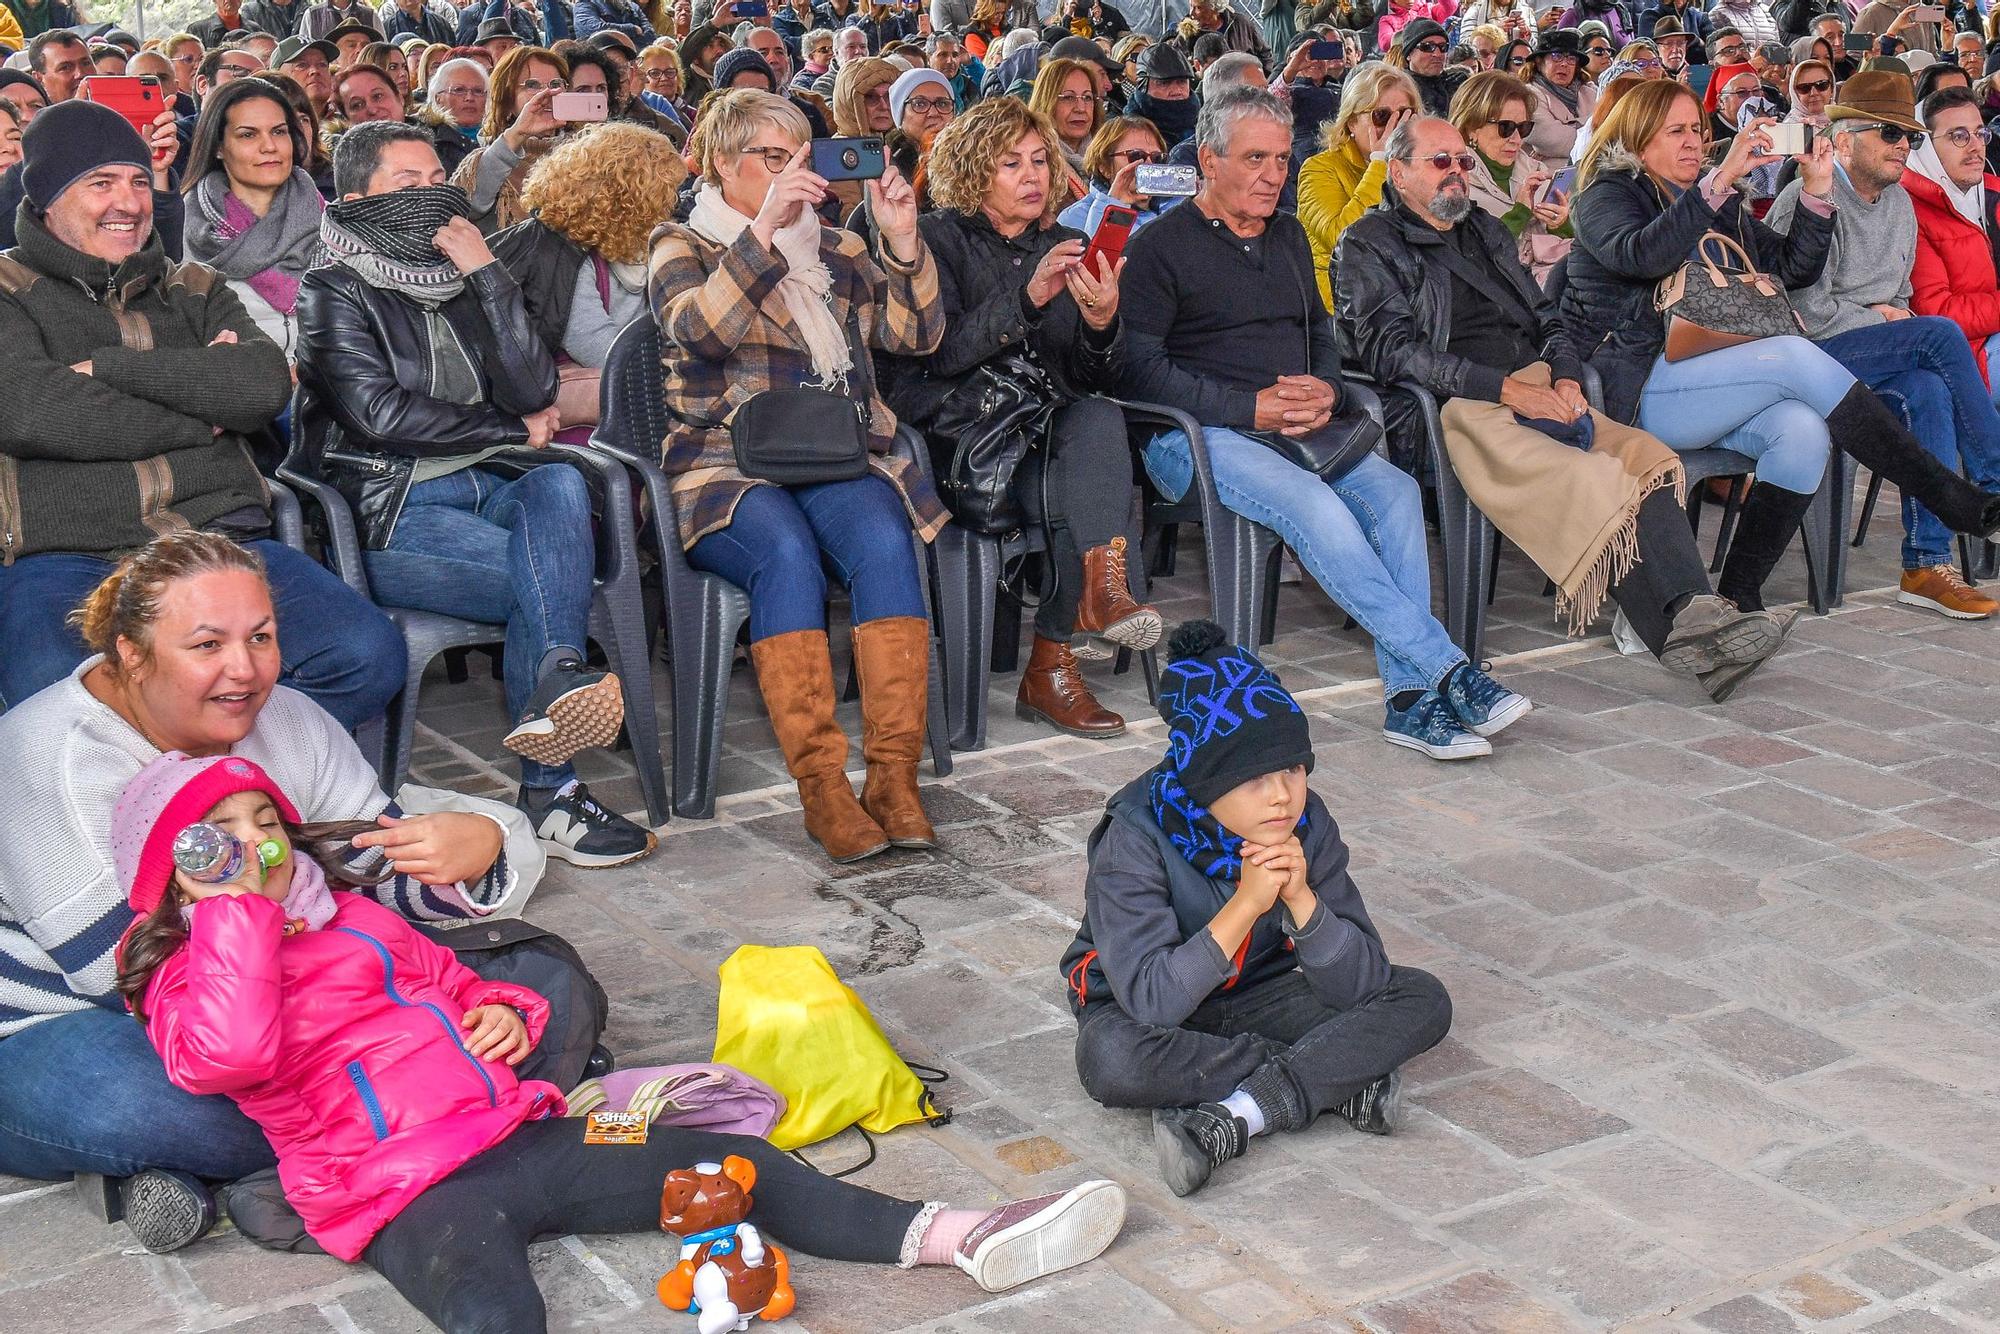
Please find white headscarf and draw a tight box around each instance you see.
[1908,134,1986,229]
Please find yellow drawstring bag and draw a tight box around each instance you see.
[712,944,940,1151]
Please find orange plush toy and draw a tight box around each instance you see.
[656,1156,797,1334]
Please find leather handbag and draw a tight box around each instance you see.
[1655,230,1807,363]
[729,308,874,485]
[1243,235,1383,479]
[928,349,1058,536]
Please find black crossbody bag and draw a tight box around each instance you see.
[1239,232,1381,479]
[729,306,873,485]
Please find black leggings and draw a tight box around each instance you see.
[361,1119,924,1334]
[1020,396,1138,640]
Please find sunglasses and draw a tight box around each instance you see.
[1586,45,1612,56]
[1414,40,1448,53]
[1793,78,1831,93]
[1369,105,1411,129]
[1419,151,1478,172]
[1491,117,1535,138]
[1859,122,1925,147]
[1113,148,1165,162]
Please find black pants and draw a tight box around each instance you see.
[362,1119,925,1334]
[1072,966,1452,1126]
[1607,487,1713,658]
[1019,396,1138,640]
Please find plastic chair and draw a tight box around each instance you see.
[267,476,304,550]
[589,318,949,820]
[278,446,668,826]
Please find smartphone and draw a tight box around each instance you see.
[1308,39,1344,61]
[1909,4,1944,20]
[810,135,886,182]
[1133,162,1198,197]
[80,75,164,140]
[1844,34,1873,52]
[1535,166,1576,204]
[1081,205,1137,276]
[1764,121,1814,155]
[551,90,608,121]
[730,0,769,14]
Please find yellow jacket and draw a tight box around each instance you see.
[0,7,23,54]
[1296,136,1386,314]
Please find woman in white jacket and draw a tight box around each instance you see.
[182,78,327,362]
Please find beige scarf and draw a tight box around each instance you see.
[1441,363,1685,634]
[687,183,852,387]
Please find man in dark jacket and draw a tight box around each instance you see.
[242,0,310,36]
[188,0,258,52]
[0,101,404,723]
[1393,18,1464,118]
[295,119,656,868]
[1337,115,1794,696]
[382,0,459,44]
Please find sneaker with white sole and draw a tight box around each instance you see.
[952,1179,1127,1293]
[503,655,626,768]
[1440,662,1531,737]
[1383,691,1492,760]
[1899,565,1999,620]
[518,781,657,868]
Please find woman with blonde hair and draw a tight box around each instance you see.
[1297,61,1421,311]
[648,90,946,862]
[961,0,1010,59]
[1449,69,1571,284]
[1030,55,1105,188]
[451,45,570,232]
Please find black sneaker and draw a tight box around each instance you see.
[518,781,658,869]
[121,1169,217,1253]
[503,655,626,768]
[1336,1070,1403,1136]
[1152,1102,1249,1197]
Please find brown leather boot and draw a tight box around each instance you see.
[749,629,889,863]
[1073,537,1164,654]
[1016,634,1125,738]
[850,616,939,850]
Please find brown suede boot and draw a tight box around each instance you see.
[1016,634,1125,738]
[1073,537,1164,654]
[749,629,889,863]
[851,616,939,850]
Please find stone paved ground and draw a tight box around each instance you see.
[7,497,2000,1332]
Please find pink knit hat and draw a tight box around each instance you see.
[114,752,302,919]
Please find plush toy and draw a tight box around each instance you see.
[656,1156,796,1334]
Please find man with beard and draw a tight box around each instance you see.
[1128,42,1198,150]
[1336,115,1793,690]
[1768,71,2000,618]
[1392,18,1463,117]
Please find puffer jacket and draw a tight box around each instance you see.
[1558,152,1833,422]
[143,892,562,1262]
[1297,135,1385,313]
[1904,165,2000,388]
[291,259,558,549]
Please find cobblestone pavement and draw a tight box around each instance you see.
[7,510,2000,1332]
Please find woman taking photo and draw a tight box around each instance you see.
[1058,114,1173,235]
[182,78,326,360]
[1450,69,1571,285]
[452,45,571,232]
[649,90,946,863]
[1519,27,1596,176]
[1561,80,2000,613]
[1030,55,1104,201]
[896,98,1162,738]
[1298,62,1420,311]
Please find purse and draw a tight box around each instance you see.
[729,307,874,485]
[928,349,1058,536]
[1655,230,1807,363]
[1241,234,1382,479]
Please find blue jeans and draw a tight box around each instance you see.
[1638,335,1854,494]
[687,475,925,642]
[364,465,597,790]
[1820,317,2000,570]
[1144,430,1465,700]
[1984,333,2000,410]
[0,539,404,727]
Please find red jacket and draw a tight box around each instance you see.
[143,893,564,1261]
[1904,165,2000,387]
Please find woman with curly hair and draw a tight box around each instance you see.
[450,45,571,232]
[493,122,688,431]
[892,98,1162,739]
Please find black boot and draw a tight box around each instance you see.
[1826,385,2000,538]
[1717,481,1817,612]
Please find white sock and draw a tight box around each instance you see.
[1221,1089,1267,1137]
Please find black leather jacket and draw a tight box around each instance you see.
[292,260,557,548]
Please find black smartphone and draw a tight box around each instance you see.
[810,136,886,182]
[1308,39,1344,61]
[1844,34,1873,53]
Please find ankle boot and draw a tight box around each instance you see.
[1073,537,1164,652]
[1717,481,1817,612]
[749,629,889,863]
[1827,384,2000,538]
[1016,634,1125,737]
[850,616,938,851]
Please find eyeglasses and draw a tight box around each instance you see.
[1631,58,1662,71]
[442,85,486,99]
[219,62,263,77]
[1714,44,1747,61]
[1853,121,1926,147]
[1939,125,1996,148]
[1113,148,1164,162]
[1491,117,1535,138]
[1055,91,1100,105]
[1369,106,1410,129]
[522,77,567,92]
[644,68,678,81]
[902,95,952,113]
[1413,40,1448,53]
[741,145,795,170]
[1419,151,1478,172]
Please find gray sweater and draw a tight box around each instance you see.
[1767,167,1915,341]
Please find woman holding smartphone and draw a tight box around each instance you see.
[1449,70,1572,284]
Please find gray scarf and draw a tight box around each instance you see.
[319,184,471,304]
[184,169,326,304]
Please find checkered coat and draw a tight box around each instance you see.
[645,221,949,550]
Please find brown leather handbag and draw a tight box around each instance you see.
[1655,231,1807,363]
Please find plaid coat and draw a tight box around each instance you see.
[645,221,949,550]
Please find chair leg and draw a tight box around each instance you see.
[591,594,667,828]
[912,533,952,778]
[934,528,1002,751]
[1710,479,1746,574]
[670,579,744,821]
[1852,470,1885,547]
[384,641,428,798]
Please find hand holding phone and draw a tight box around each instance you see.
[80,76,165,141]
[1081,205,1137,278]
[810,136,886,182]
[551,91,608,121]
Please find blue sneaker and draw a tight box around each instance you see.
[1384,691,1492,760]
[1441,662,1532,737]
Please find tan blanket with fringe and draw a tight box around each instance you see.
[1440,363,1685,634]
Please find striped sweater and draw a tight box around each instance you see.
[0,660,518,1036]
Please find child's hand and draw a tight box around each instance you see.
[461,1005,531,1065]
[1242,838,1306,899]
[173,864,260,903]
[1235,853,1289,913]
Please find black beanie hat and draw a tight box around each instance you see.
[21,100,152,213]
[1156,621,1314,808]
[712,47,777,92]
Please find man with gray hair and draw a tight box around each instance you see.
[1200,49,1267,100]
[1121,89,1530,760]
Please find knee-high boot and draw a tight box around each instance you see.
[1717,481,1818,612]
[851,616,939,851]
[1827,384,2000,537]
[749,629,889,864]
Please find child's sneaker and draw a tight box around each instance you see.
[1336,1070,1403,1136]
[1152,1102,1249,1197]
[1440,662,1531,737]
[518,781,657,868]
[1383,691,1492,760]
[951,1180,1127,1293]
[503,654,625,767]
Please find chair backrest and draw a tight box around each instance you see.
[596,318,673,460]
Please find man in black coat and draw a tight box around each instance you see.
[1392,19,1463,118]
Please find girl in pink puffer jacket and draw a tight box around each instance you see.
[115,752,1127,1334]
